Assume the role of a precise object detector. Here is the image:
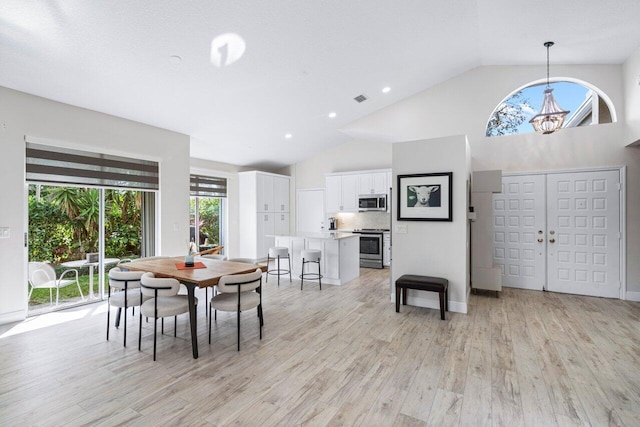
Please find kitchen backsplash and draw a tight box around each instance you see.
[334,211,391,230]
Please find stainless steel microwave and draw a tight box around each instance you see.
[358,194,387,211]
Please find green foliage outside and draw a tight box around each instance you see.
[190,197,221,245]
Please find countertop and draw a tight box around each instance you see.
[270,232,358,240]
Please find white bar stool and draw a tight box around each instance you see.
[300,249,322,290]
[266,247,292,286]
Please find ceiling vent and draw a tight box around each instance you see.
[354,94,368,103]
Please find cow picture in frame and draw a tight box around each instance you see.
[397,172,453,221]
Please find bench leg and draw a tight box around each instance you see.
[395,285,401,312]
[445,287,449,311]
[439,291,445,320]
[402,287,407,305]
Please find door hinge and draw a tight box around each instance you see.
[617,183,621,190]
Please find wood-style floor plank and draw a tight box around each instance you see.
[1,270,639,427]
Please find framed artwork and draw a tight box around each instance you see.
[397,172,453,221]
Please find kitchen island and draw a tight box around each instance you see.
[271,232,359,285]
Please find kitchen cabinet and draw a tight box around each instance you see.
[359,172,387,194]
[239,171,290,259]
[325,174,358,213]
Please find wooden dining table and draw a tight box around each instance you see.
[124,256,266,359]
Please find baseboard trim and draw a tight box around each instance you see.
[625,291,640,302]
[0,309,27,326]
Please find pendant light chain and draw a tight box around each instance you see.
[546,43,550,87]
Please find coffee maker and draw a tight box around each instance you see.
[328,217,338,230]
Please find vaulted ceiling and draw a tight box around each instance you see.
[2,1,639,168]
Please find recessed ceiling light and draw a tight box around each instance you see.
[382,86,391,93]
[328,112,337,118]
[211,33,246,67]
[169,55,182,64]
[285,133,292,139]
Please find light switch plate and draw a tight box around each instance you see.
[0,227,10,238]
[395,224,407,234]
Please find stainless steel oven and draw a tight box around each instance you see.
[352,229,388,269]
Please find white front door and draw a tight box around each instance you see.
[493,169,622,298]
[297,189,325,233]
[546,170,621,298]
[492,175,546,290]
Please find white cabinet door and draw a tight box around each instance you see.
[341,174,359,212]
[257,174,274,212]
[492,175,546,290]
[273,176,289,212]
[325,175,342,213]
[358,172,386,194]
[256,213,274,259]
[275,212,289,235]
[546,170,621,298]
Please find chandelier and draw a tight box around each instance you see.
[529,42,570,134]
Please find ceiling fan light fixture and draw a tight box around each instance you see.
[529,41,569,134]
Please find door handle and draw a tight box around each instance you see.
[537,238,544,243]
[549,238,555,243]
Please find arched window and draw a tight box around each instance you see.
[486,79,616,137]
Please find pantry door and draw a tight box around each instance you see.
[546,170,621,298]
[492,175,547,290]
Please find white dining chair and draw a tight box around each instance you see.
[139,272,197,361]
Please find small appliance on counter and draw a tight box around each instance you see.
[328,217,338,230]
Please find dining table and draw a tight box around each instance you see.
[123,256,266,359]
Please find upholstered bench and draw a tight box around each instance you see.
[395,275,448,320]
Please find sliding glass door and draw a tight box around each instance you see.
[27,184,153,314]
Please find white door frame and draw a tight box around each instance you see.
[503,166,626,300]
[296,188,325,233]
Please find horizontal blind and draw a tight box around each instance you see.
[26,142,159,190]
[190,174,227,198]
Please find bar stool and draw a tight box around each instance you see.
[300,249,322,290]
[266,247,292,286]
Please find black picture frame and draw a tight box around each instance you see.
[397,172,453,221]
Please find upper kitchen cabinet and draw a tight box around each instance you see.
[273,176,290,212]
[325,174,358,213]
[358,172,387,195]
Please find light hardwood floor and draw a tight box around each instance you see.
[1,268,640,426]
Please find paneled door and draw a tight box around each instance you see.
[493,169,622,298]
[546,170,621,298]
[492,175,546,290]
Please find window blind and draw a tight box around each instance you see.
[25,142,159,190]
[190,174,227,198]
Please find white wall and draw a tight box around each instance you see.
[392,135,470,313]
[0,86,190,324]
[342,64,640,295]
[623,46,640,145]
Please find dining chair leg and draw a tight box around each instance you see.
[161,317,164,335]
[205,288,208,318]
[106,303,110,341]
[123,307,128,347]
[153,317,158,361]
[174,315,177,337]
[56,288,59,305]
[258,305,263,339]
[208,303,212,344]
[277,255,280,287]
[318,261,322,290]
[301,258,305,290]
[115,307,122,328]
[138,310,142,351]
[289,256,292,283]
